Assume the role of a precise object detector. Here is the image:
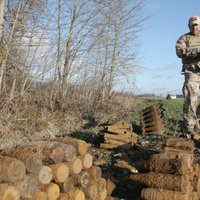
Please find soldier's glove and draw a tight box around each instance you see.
[186,48,198,57]
[196,48,200,54]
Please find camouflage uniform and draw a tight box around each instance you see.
[175,32,200,132]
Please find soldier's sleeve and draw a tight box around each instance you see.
[175,35,187,58]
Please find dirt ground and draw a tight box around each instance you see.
[68,126,200,200]
[68,129,167,200]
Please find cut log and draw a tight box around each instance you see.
[0,183,20,200]
[106,178,116,196]
[1,150,43,174]
[0,156,26,183]
[34,165,53,184]
[43,182,60,200]
[15,175,38,198]
[73,171,90,188]
[84,184,98,200]
[80,153,93,169]
[52,138,91,156]
[24,155,43,174]
[49,163,69,183]
[32,191,47,200]
[99,189,108,200]
[63,143,77,162]
[97,177,107,192]
[68,158,83,175]
[130,172,191,192]
[42,142,65,163]
[62,176,75,192]
[105,197,115,200]
[141,188,188,200]
[86,165,102,181]
[59,189,85,200]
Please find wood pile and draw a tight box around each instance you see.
[140,104,165,135]
[0,137,108,200]
[130,136,200,200]
[100,120,138,149]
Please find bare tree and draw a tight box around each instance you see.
[0,0,5,40]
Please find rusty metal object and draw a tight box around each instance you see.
[140,103,165,135]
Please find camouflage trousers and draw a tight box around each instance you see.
[182,72,200,129]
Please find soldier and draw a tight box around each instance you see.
[175,16,200,139]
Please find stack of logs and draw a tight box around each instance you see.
[100,120,138,149]
[0,137,108,200]
[130,136,200,200]
[140,104,165,135]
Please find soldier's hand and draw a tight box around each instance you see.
[186,48,198,57]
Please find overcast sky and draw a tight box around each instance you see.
[132,0,200,96]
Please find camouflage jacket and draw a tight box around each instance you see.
[176,32,200,73]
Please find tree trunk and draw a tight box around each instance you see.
[0,183,20,200]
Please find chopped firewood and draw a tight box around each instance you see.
[68,158,83,175]
[0,183,20,200]
[0,138,110,200]
[49,163,69,183]
[43,182,60,200]
[59,189,85,200]
[84,183,98,200]
[73,171,90,188]
[79,153,93,169]
[0,156,26,183]
[32,191,47,200]
[34,165,53,184]
[96,178,107,192]
[52,138,91,156]
[15,175,38,198]
[62,143,77,162]
[98,189,108,200]
[86,165,102,181]
[105,196,115,200]
[106,178,116,196]
[62,176,75,192]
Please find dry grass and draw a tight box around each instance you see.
[0,89,143,149]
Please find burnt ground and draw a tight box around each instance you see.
[68,126,200,200]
